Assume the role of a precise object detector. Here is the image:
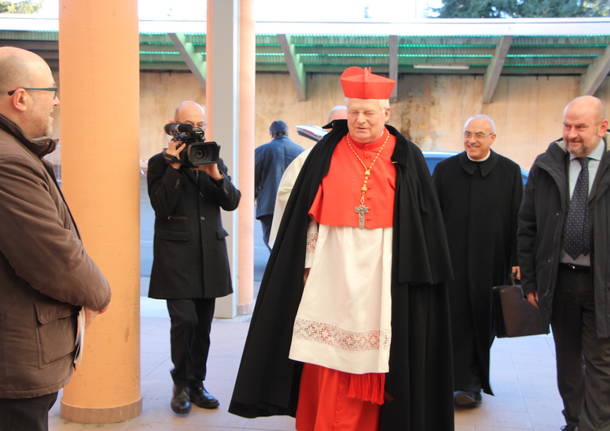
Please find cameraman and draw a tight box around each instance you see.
[146,101,241,415]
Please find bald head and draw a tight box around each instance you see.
[0,47,48,93]
[174,101,206,129]
[0,47,58,139]
[563,95,606,122]
[562,95,608,157]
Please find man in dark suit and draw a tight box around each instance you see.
[519,96,609,431]
[255,120,303,249]
[147,101,241,415]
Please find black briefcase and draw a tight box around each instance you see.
[493,280,548,338]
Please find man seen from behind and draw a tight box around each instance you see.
[255,120,303,249]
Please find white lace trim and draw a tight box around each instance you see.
[293,318,391,352]
[306,231,318,254]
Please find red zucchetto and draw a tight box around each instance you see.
[340,66,395,99]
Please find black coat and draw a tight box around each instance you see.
[433,151,523,394]
[147,154,241,299]
[229,120,455,430]
[518,137,610,337]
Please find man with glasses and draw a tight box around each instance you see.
[147,100,241,415]
[433,114,523,408]
[0,47,111,431]
[231,67,454,431]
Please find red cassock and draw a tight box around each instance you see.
[296,364,385,431]
[296,131,396,431]
[308,132,396,228]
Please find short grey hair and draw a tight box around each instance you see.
[464,114,496,134]
[346,98,390,111]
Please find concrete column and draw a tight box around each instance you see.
[206,0,241,318]
[238,0,255,314]
[58,0,141,423]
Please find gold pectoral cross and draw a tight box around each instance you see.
[354,204,369,229]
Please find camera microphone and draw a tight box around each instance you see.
[164,122,193,137]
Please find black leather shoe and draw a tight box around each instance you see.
[454,390,482,408]
[170,385,192,415]
[190,383,220,409]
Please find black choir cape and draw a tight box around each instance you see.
[229,120,455,430]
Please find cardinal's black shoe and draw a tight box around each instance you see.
[190,383,220,409]
[170,385,192,415]
[453,390,482,408]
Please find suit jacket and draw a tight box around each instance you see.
[255,136,303,218]
[0,114,111,399]
[147,154,241,299]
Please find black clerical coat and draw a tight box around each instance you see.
[433,151,523,395]
[229,120,455,430]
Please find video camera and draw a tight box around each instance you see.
[164,122,220,167]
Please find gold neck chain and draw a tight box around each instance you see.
[346,130,390,228]
[346,131,390,197]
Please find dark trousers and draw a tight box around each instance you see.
[552,265,610,431]
[258,215,273,251]
[167,298,216,388]
[0,392,58,431]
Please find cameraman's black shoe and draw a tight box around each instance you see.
[170,385,192,415]
[190,383,220,409]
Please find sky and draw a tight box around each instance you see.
[34,0,445,21]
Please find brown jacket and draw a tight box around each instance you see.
[0,115,111,399]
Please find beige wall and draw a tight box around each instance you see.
[139,72,206,167]
[139,71,609,171]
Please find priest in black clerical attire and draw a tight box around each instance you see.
[229,66,455,431]
[433,114,523,408]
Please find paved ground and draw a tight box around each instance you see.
[49,293,567,431]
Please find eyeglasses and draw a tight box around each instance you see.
[7,87,59,98]
[464,131,494,139]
